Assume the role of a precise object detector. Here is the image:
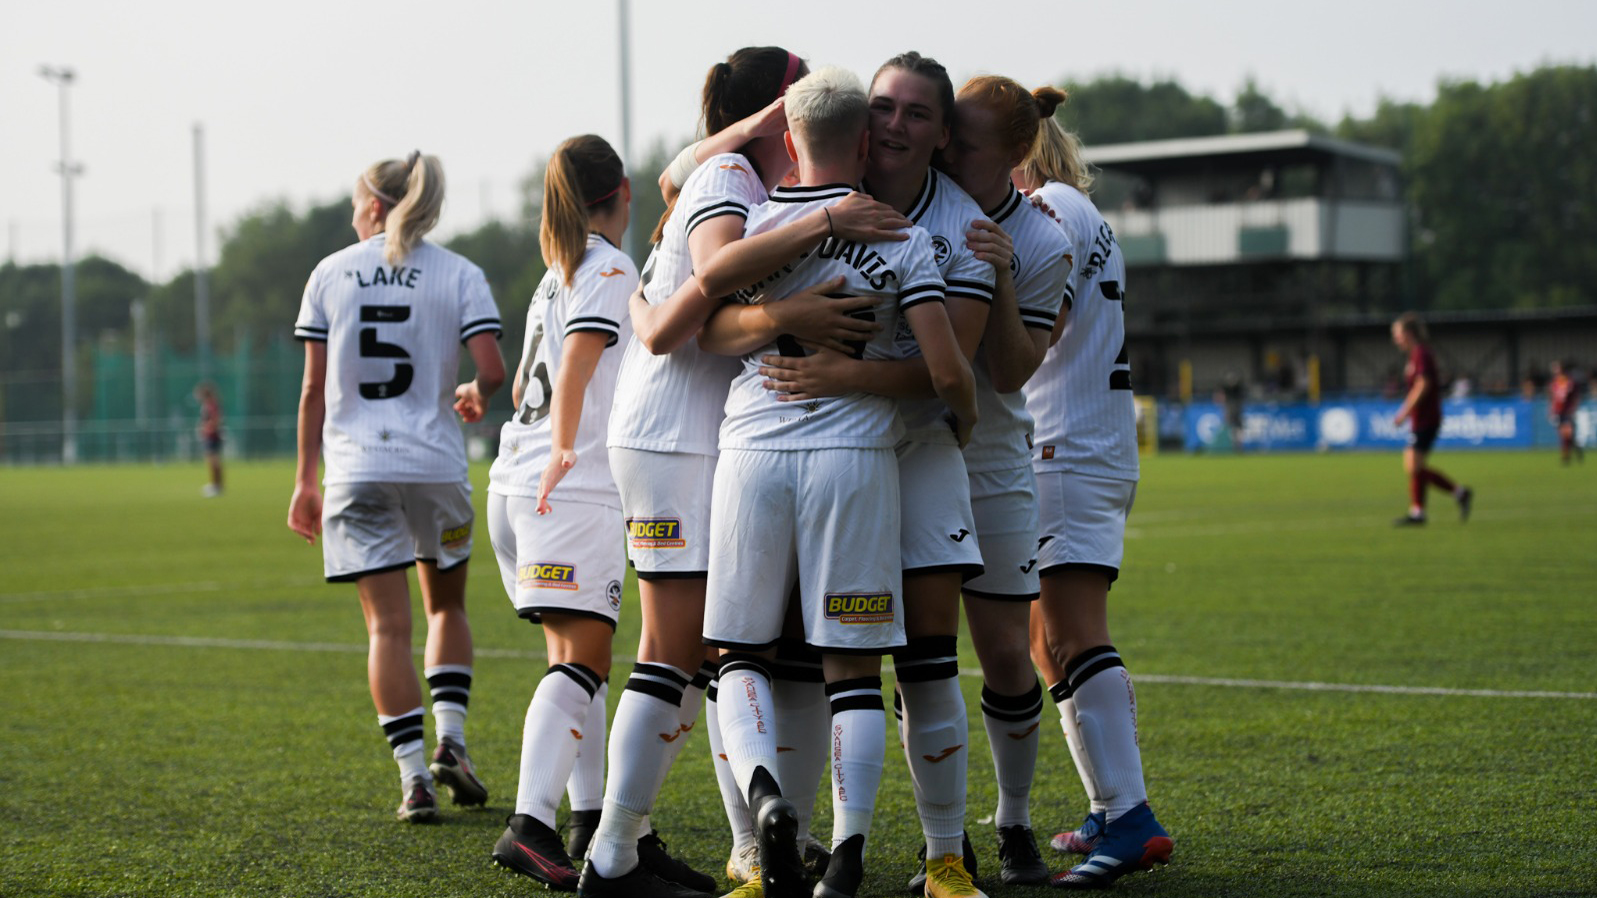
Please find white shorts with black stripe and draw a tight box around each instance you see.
[486,491,626,629]
[961,465,1042,601]
[320,481,474,582]
[704,448,905,654]
[896,440,983,578]
[610,447,716,580]
[1035,470,1137,583]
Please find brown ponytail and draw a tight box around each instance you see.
[651,46,804,243]
[542,135,625,286]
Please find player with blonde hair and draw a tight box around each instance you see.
[289,151,504,823]
[1013,89,1175,889]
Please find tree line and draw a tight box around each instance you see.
[2,64,1592,416]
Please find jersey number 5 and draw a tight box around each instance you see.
[359,305,414,399]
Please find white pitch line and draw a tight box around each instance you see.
[0,578,323,604]
[3,629,1592,701]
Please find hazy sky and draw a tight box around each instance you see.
[5,0,1594,281]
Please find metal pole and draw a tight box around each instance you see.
[40,65,81,464]
[193,123,212,385]
[617,0,636,261]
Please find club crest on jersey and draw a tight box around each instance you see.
[626,517,685,548]
[606,580,623,611]
[439,524,471,550]
[1009,252,1021,277]
[930,235,952,266]
[824,592,894,625]
[519,562,578,590]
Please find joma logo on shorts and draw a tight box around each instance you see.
[440,524,471,549]
[519,563,578,590]
[824,592,894,625]
[626,517,685,548]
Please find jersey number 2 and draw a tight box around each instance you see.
[358,305,413,400]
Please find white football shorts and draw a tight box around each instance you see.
[487,491,626,628]
[962,465,1042,600]
[704,448,905,654]
[610,447,716,579]
[1035,470,1137,582]
[896,440,983,578]
[321,480,475,582]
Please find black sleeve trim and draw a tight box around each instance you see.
[567,326,621,348]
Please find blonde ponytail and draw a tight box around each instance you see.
[541,135,625,286]
[1018,88,1095,193]
[382,153,444,265]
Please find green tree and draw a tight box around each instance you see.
[209,198,353,349]
[1409,65,1597,309]
[1058,75,1229,145]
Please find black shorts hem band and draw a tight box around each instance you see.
[636,569,709,582]
[904,563,986,581]
[962,586,1041,603]
[703,636,780,652]
[814,643,907,656]
[326,560,415,583]
[1040,562,1119,584]
[517,607,619,631]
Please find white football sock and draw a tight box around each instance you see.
[567,679,608,813]
[378,707,431,785]
[897,636,967,857]
[588,663,690,878]
[825,676,885,852]
[425,664,471,746]
[708,666,757,851]
[1050,682,1106,816]
[1067,646,1147,823]
[981,681,1044,829]
[717,656,781,801]
[515,663,602,827]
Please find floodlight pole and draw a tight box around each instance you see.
[193,123,212,385]
[40,65,82,464]
[617,0,636,262]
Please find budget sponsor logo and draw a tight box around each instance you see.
[518,562,578,591]
[439,524,471,550]
[824,592,894,625]
[626,517,685,548]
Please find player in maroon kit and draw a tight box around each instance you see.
[1549,360,1584,465]
[1391,313,1472,525]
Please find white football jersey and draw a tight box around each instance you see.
[607,153,763,457]
[878,169,997,445]
[719,183,945,451]
[295,234,502,484]
[1023,181,1138,481]
[490,233,636,505]
[962,185,1073,473]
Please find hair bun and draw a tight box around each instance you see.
[1032,86,1067,118]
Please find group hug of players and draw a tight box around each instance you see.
[288,46,1172,898]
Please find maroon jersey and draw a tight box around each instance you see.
[199,395,222,440]
[1406,345,1442,431]
[1550,375,1579,417]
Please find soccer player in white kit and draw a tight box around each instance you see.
[1013,94,1174,889]
[751,51,1000,898]
[480,134,639,892]
[696,66,977,898]
[591,47,909,898]
[940,75,1076,887]
[289,152,505,823]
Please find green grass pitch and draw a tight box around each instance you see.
[1,451,1593,897]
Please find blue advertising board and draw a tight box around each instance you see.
[1185,398,1540,451]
